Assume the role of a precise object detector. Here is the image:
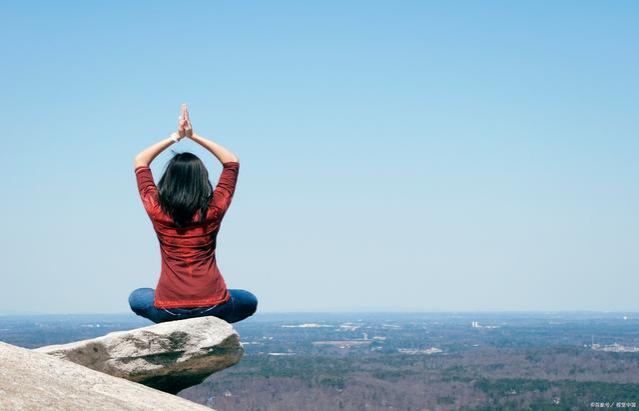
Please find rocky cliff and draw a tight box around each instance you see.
[34,316,244,394]
[0,340,213,410]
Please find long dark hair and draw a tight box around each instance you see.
[157,151,213,228]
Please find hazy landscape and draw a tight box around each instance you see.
[2,312,639,410]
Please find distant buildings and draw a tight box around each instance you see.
[312,340,373,349]
[281,323,332,328]
[398,347,442,355]
[591,342,639,353]
[340,323,360,331]
[471,321,500,329]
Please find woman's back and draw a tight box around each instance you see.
[135,161,240,308]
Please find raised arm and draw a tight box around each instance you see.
[189,133,239,164]
[133,132,181,169]
[181,104,239,164]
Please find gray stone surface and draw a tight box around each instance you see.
[0,341,212,410]
[35,316,243,394]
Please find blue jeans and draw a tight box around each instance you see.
[128,288,258,324]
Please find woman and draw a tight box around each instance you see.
[128,104,257,324]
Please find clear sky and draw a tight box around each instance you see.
[0,1,637,314]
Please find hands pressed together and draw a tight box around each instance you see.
[134,102,238,167]
[172,103,194,142]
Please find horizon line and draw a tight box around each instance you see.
[1,309,638,316]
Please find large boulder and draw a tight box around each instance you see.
[34,316,243,394]
[0,341,212,410]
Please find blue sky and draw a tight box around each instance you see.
[0,1,637,314]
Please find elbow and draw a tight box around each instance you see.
[133,156,149,169]
[224,155,239,164]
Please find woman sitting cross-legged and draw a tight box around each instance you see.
[128,104,257,324]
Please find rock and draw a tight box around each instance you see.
[34,316,243,394]
[0,341,212,410]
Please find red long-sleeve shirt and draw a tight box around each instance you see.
[134,162,240,308]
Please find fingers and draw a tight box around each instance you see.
[183,103,190,122]
[182,103,189,122]
[178,103,192,137]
